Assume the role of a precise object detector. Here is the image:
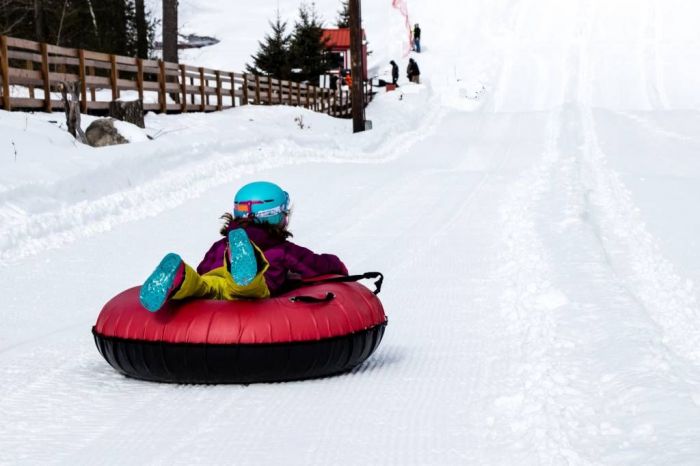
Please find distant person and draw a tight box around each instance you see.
[407,58,421,84]
[413,23,422,53]
[390,60,399,86]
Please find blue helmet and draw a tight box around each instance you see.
[233,181,290,226]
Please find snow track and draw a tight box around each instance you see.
[0,102,444,265]
[486,103,700,463]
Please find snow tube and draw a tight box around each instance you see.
[93,274,387,384]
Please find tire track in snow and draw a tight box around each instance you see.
[577,104,700,364]
[483,2,700,458]
[569,5,700,363]
[487,109,598,465]
[490,100,700,464]
[483,6,600,463]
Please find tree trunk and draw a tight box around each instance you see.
[61,81,87,144]
[109,99,145,128]
[135,0,148,58]
[349,0,366,132]
[162,0,178,64]
[34,0,44,42]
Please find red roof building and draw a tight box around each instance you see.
[322,28,368,80]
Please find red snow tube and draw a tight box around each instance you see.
[93,274,387,384]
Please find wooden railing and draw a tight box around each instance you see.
[0,35,372,118]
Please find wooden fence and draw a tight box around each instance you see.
[0,35,372,118]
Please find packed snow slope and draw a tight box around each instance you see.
[3,0,700,464]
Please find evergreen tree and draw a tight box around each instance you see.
[289,3,332,85]
[246,11,291,80]
[336,0,350,28]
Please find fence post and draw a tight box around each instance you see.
[313,86,318,111]
[296,82,301,107]
[278,78,283,105]
[78,49,87,112]
[198,67,205,111]
[254,75,261,104]
[136,58,144,104]
[242,74,249,105]
[0,36,10,111]
[39,42,52,112]
[158,59,167,113]
[110,54,119,101]
[180,65,187,112]
[229,72,236,107]
[287,80,293,105]
[25,59,35,100]
[215,70,222,111]
[89,66,96,101]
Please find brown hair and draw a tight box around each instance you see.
[219,212,293,241]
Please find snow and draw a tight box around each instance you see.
[3,0,700,464]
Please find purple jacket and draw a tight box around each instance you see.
[197,223,348,295]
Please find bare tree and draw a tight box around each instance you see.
[60,81,87,144]
[162,0,178,63]
[0,0,32,36]
[33,0,44,42]
[55,0,69,45]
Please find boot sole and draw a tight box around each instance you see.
[139,253,183,312]
[228,229,257,286]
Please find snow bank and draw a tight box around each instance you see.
[0,84,437,264]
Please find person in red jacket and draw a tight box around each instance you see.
[139,181,348,312]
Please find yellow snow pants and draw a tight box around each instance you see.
[171,243,270,301]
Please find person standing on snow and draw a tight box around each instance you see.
[390,60,399,86]
[407,58,421,84]
[413,23,422,53]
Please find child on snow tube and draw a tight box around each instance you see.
[139,181,349,312]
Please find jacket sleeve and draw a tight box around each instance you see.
[281,242,348,278]
[196,238,227,275]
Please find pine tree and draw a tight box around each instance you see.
[289,3,332,85]
[336,0,350,28]
[246,11,291,80]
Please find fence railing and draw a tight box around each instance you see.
[0,35,372,118]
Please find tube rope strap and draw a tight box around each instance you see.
[289,272,384,303]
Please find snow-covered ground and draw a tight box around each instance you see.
[3,0,700,464]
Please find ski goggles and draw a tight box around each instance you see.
[234,194,290,219]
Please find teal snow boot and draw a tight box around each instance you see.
[228,229,258,286]
[139,253,185,312]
